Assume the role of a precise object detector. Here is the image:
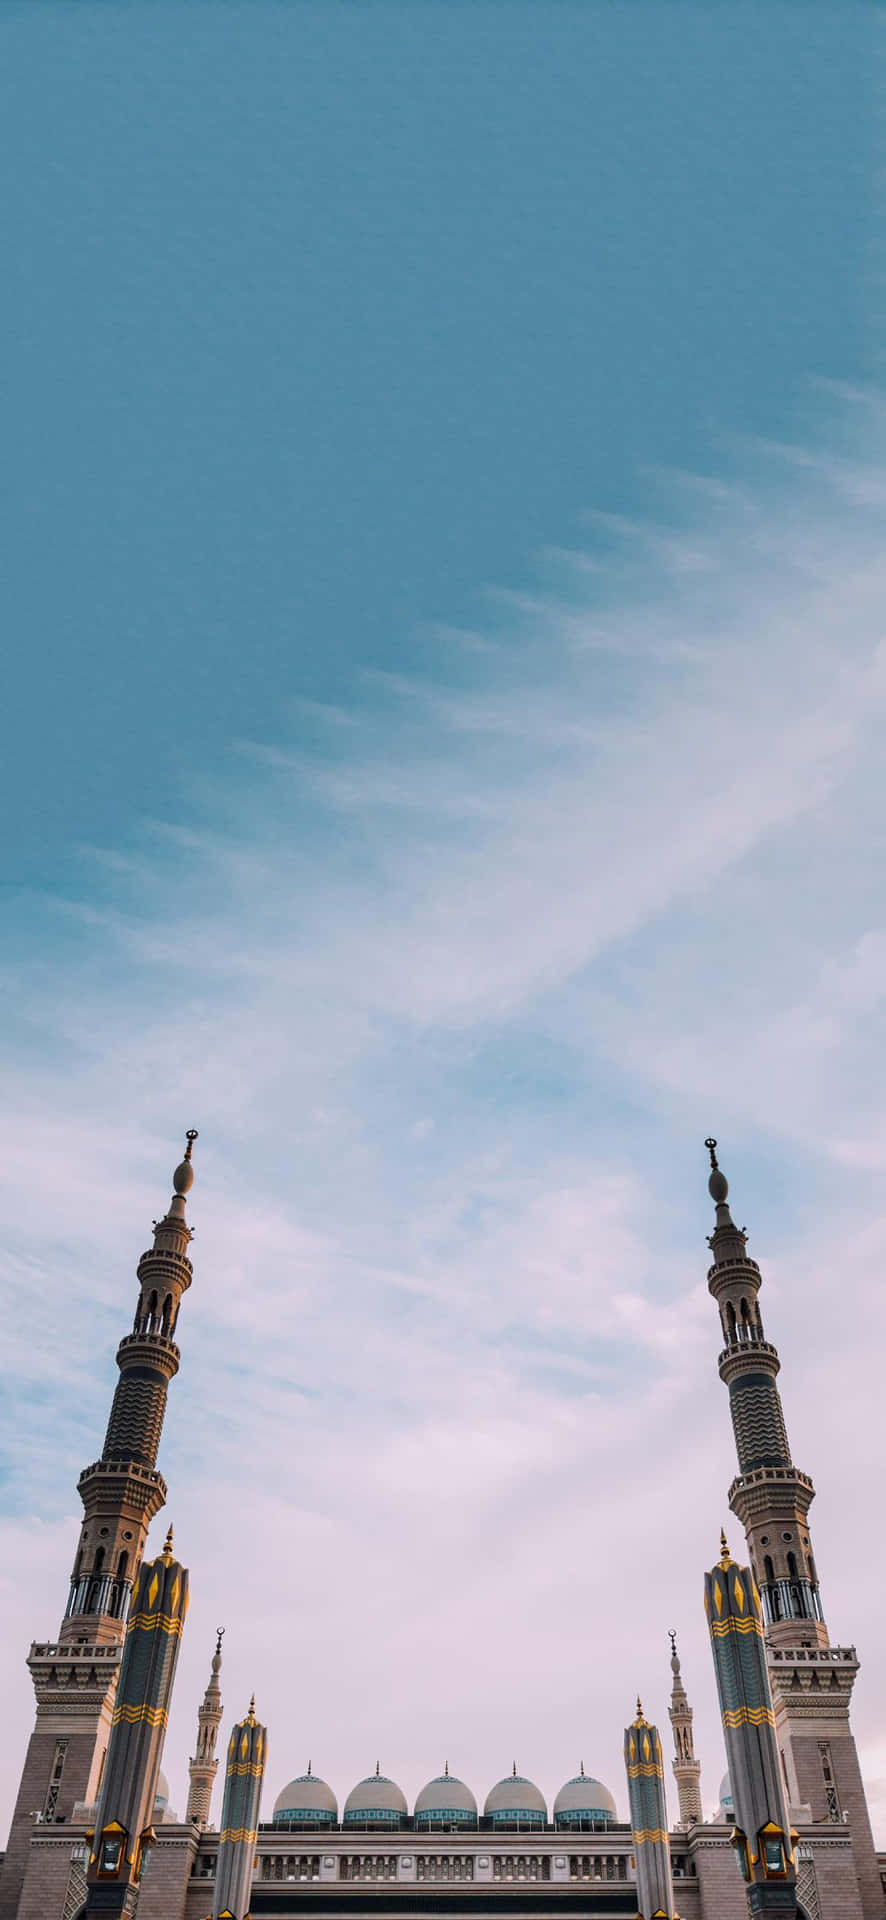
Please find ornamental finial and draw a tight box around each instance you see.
[705,1136,718,1170]
[163,1525,174,1563]
[719,1528,733,1570]
[185,1128,199,1160]
[247,1694,256,1725]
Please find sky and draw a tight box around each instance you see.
[2,0,886,1853]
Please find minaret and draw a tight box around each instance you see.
[188,1630,225,1828]
[213,1698,267,1920]
[667,1632,702,1828]
[623,1700,677,1920]
[703,1138,826,1650]
[703,1141,879,1919]
[703,1531,798,1917]
[0,1135,199,1920]
[61,1129,200,1648]
[84,1528,190,1919]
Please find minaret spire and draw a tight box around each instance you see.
[667,1631,702,1828]
[188,1628,225,1828]
[703,1138,827,1650]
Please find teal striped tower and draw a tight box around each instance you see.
[84,1528,189,1917]
[212,1699,268,1920]
[623,1703,676,1920]
[705,1532,798,1916]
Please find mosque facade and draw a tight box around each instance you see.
[0,1136,884,1919]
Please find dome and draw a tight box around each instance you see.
[153,1769,170,1812]
[553,1768,617,1828]
[273,1770,338,1827]
[343,1769,408,1827]
[414,1768,478,1829]
[484,1770,547,1828]
[718,1771,734,1816]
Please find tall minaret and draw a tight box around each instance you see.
[704,1137,827,1649]
[704,1140,881,1919]
[0,1135,199,1920]
[667,1632,702,1828]
[188,1630,225,1828]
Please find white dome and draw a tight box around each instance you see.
[414,1770,477,1827]
[553,1771,617,1824]
[153,1769,170,1810]
[343,1771,407,1825]
[484,1771,547,1825]
[718,1770,734,1813]
[273,1772,338,1825]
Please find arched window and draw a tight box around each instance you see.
[161,1293,173,1336]
[764,1554,775,1585]
[740,1298,752,1341]
[755,1305,765,1340]
[787,1550,798,1580]
[93,1546,105,1575]
[726,1302,738,1344]
[116,1549,128,1581]
[147,1289,159,1332]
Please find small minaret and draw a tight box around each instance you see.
[84,1528,190,1918]
[667,1631,702,1828]
[188,1629,225,1828]
[213,1698,267,1920]
[704,1532,798,1916]
[623,1700,677,1920]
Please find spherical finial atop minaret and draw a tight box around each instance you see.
[173,1129,199,1195]
[705,1136,729,1204]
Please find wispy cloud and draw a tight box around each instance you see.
[3,413,886,1840]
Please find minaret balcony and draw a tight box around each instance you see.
[115,1329,181,1369]
[718,1338,781,1381]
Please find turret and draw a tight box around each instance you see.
[84,1528,190,1918]
[704,1532,798,1916]
[667,1632,702,1828]
[213,1698,267,1920]
[623,1700,677,1920]
[188,1630,225,1827]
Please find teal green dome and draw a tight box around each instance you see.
[414,1770,477,1829]
[553,1770,617,1827]
[273,1771,337,1826]
[484,1771,547,1828]
[343,1770,407,1827]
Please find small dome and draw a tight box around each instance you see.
[343,1770,407,1827]
[154,1769,170,1811]
[718,1770,734,1814]
[484,1771,547,1827]
[414,1770,477,1828]
[553,1770,617,1827]
[273,1772,338,1826]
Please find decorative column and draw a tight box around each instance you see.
[704,1532,798,1916]
[188,1630,225,1828]
[212,1699,267,1920]
[623,1701,677,1920]
[667,1633,702,1828]
[84,1528,189,1917]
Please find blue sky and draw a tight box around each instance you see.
[2,0,886,1846]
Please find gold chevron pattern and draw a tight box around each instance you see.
[111,1702,169,1728]
[225,1760,264,1778]
[633,1827,669,1844]
[219,1826,258,1844]
[722,1705,775,1728]
[127,1609,185,1637]
[627,1762,663,1779]
[709,1614,763,1639]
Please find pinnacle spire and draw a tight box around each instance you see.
[667,1626,702,1827]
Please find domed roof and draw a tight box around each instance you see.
[273,1769,338,1824]
[484,1769,547,1823]
[343,1768,407,1825]
[553,1767,617,1823]
[153,1769,170,1810]
[719,1771,734,1812]
[414,1768,477,1826]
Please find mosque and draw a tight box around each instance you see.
[0,1134,883,1919]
